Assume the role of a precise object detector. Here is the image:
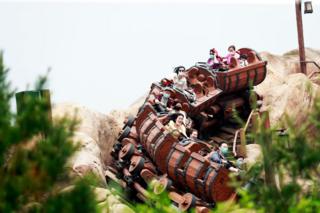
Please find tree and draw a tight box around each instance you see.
[0,52,98,212]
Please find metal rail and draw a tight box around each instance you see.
[232,110,256,157]
[303,60,320,70]
[303,60,320,78]
[232,130,240,157]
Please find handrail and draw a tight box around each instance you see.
[244,110,255,131]
[232,109,257,157]
[303,60,320,79]
[303,60,320,71]
[232,130,240,156]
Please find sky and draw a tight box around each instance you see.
[0,0,319,113]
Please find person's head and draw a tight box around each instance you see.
[173,103,182,111]
[209,48,217,55]
[190,129,198,139]
[175,113,185,126]
[209,48,217,58]
[160,90,171,104]
[220,143,229,155]
[174,66,186,75]
[163,90,171,97]
[161,78,169,86]
[240,54,247,60]
[186,118,193,129]
[236,157,245,168]
[228,45,236,53]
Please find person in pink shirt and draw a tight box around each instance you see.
[225,45,240,65]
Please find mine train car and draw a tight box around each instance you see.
[107,48,267,212]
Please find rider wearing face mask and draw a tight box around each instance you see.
[220,143,229,157]
[210,143,228,164]
[210,143,243,173]
[207,48,223,70]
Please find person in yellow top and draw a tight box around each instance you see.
[165,113,187,139]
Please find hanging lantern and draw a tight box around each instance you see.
[304,1,313,14]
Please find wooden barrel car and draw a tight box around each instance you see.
[214,48,267,93]
[135,104,235,202]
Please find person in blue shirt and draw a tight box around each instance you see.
[210,143,240,172]
[210,143,229,162]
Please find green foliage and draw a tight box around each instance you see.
[132,181,179,213]
[42,180,97,213]
[0,52,98,212]
[221,97,320,213]
[0,52,15,166]
[105,178,177,213]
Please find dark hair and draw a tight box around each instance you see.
[228,45,236,51]
[186,128,197,137]
[173,66,186,74]
[186,128,193,137]
[173,112,184,121]
[173,103,182,110]
[213,145,220,151]
[240,54,247,60]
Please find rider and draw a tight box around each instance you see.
[174,72,188,91]
[210,143,240,172]
[189,129,199,141]
[207,48,223,70]
[172,66,196,103]
[153,90,174,114]
[165,113,187,139]
[224,45,240,65]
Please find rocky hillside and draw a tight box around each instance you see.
[256,48,320,128]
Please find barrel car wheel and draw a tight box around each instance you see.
[122,115,135,130]
[153,177,173,195]
[119,143,135,161]
[129,156,145,175]
[113,142,122,152]
[118,126,131,141]
[179,193,196,211]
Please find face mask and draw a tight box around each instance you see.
[210,54,215,59]
[163,93,170,98]
[221,147,228,155]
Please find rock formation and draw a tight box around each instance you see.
[256,48,320,128]
[52,103,134,213]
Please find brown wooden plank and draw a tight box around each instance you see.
[217,132,234,140]
[220,127,237,135]
[210,136,226,144]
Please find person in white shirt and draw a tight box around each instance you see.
[174,72,188,90]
